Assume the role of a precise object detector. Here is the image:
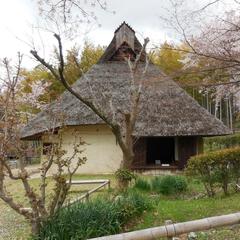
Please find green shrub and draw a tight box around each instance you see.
[151,175,188,195]
[36,191,151,240]
[134,178,151,191]
[115,169,136,189]
[204,134,240,152]
[186,147,240,196]
[115,189,152,223]
[173,176,188,192]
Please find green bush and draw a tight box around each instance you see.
[204,134,240,152]
[36,191,151,240]
[134,178,151,191]
[115,169,136,189]
[115,189,152,223]
[173,176,188,192]
[151,175,188,195]
[186,147,240,196]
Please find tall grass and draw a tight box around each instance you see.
[35,190,152,240]
[134,178,151,191]
[151,175,188,195]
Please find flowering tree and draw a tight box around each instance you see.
[159,0,240,128]
[19,80,50,111]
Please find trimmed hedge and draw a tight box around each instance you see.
[186,147,240,196]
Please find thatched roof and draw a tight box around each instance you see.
[21,23,231,139]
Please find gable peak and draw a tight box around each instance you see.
[114,21,135,34]
[114,21,135,51]
[98,22,145,63]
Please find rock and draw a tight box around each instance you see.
[230,223,240,230]
[188,232,197,240]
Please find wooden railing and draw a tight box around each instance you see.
[89,212,240,240]
[64,179,110,206]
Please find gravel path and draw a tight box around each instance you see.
[0,204,30,240]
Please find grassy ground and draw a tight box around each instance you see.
[132,178,240,239]
[0,174,240,239]
[0,174,116,240]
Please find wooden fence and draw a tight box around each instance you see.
[64,179,110,206]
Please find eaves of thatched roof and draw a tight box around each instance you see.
[21,62,231,139]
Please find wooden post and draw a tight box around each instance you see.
[85,192,89,202]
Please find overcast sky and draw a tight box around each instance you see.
[0,0,237,68]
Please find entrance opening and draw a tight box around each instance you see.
[146,137,175,165]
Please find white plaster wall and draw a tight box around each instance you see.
[42,124,123,174]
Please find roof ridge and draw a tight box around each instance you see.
[114,21,135,34]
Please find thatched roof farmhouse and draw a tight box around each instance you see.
[21,22,231,174]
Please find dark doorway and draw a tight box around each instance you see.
[178,137,197,169]
[146,137,175,165]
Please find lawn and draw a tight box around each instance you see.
[135,194,240,228]
[0,174,240,239]
[133,178,240,239]
[0,174,116,240]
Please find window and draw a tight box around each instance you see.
[42,143,53,155]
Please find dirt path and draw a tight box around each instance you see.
[0,165,41,239]
[0,204,30,240]
[11,164,41,178]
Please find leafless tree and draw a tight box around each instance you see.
[0,55,86,235]
[37,0,114,39]
[30,33,149,186]
[38,0,110,24]
[31,0,147,189]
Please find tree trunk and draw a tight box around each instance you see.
[117,177,129,191]
[121,150,134,170]
[31,219,41,236]
[222,176,229,196]
[121,114,134,170]
[220,100,222,121]
[229,97,233,130]
[226,99,229,127]
[222,183,229,196]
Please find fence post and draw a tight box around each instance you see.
[86,192,89,202]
